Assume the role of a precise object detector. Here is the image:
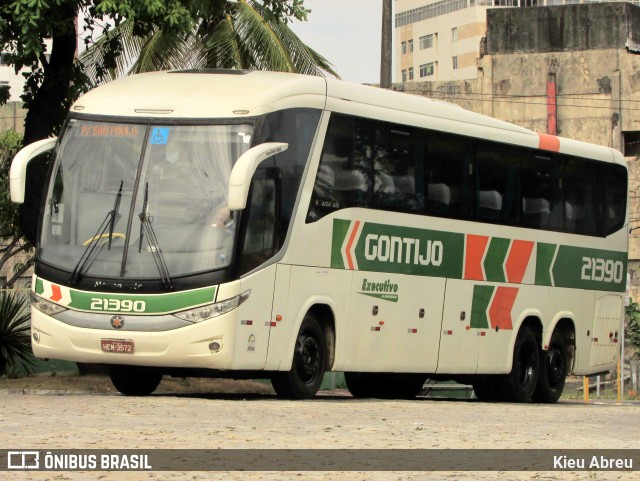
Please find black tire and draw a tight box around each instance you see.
[108,365,162,396]
[271,313,327,399]
[472,375,500,402]
[533,331,567,403]
[345,372,427,399]
[500,326,540,403]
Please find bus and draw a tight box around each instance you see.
[10,70,627,402]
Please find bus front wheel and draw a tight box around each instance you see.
[108,365,162,396]
[533,331,567,403]
[271,313,327,400]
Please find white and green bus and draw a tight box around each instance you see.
[11,70,627,402]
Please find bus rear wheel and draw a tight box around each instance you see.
[533,332,567,403]
[345,372,427,399]
[500,326,540,402]
[108,365,162,396]
[271,313,327,400]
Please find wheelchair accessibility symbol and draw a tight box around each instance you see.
[150,127,169,145]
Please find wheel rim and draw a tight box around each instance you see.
[546,347,565,387]
[516,345,536,389]
[294,332,321,384]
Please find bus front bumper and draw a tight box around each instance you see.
[30,307,239,370]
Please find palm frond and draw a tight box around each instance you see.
[0,290,35,376]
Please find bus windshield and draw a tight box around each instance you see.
[40,119,254,280]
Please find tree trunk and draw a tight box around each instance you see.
[19,6,77,245]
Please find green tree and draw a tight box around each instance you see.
[0,130,33,288]
[81,0,338,83]
[626,299,640,359]
[0,290,34,376]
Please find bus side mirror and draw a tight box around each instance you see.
[227,142,288,210]
[10,137,57,203]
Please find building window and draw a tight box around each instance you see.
[623,131,640,156]
[452,56,458,70]
[408,67,414,80]
[419,34,434,50]
[401,41,407,54]
[451,27,458,42]
[402,69,407,82]
[420,62,434,78]
[408,39,414,53]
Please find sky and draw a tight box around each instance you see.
[289,0,384,84]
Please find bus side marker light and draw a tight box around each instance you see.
[209,340,223,353]
[592,337,598,342]
[408,328,418,334]
[33,332,40,343]
[379,320,384,326]
[466,326,471,331]
[371,326,381,332]
[241,320,253,326]
[477,332,486,337]
[276,315,283,321]
[443,330,453,335]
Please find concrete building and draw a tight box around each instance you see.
[394,2,640,296]
[395,0,640,82]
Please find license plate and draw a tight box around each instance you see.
[101,339,135,354]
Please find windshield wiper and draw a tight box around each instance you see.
[138,183,174,289]
[69,181,123,285]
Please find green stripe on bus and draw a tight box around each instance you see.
[331,219,351,269]
[67,286,217,315]
[483,237,510,283]
[535,243,557,286]
[552,246,627,292]
[471,285,494,329]
[35,278,44,295]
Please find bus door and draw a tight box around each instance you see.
[346,272,404,371]
[437,280,481,373]
[394,275,445,373]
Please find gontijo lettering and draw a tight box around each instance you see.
[364,234,443,266]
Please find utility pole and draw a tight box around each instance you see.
[380,0,392,88]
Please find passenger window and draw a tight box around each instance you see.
[604,164,627,236]
[475,144,520,224]
[425,132,472,219]
[307,115,372,222]
[372,127,424,213]
[521,155,562,230]
[563,158,598,235]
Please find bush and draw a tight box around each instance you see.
[0,290,34,376]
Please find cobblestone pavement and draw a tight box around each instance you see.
[1,390,638,481]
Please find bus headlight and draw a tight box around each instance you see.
[30,291,68,316]
[174,290,250,323]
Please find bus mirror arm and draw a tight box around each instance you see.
[10,137,58,204]
[227,142,288,210]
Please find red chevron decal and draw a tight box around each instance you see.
[345,221,361,270]
[464,234,489,280]
[488,286,518,330]
[505,240,534,283]
[50,284,63,302]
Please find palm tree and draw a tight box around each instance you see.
[0,290,34,376]
[80,0,339,84]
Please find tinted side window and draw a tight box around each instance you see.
[563,158,599,235]
[259,108,321,235]
[307,115,373,222]
[604,164,627,235]
[425,132,472,219]
[372,126,424,213]
[521,155,562,230]
[475,144,521,224]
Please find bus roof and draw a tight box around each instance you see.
[71,69,624,166]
